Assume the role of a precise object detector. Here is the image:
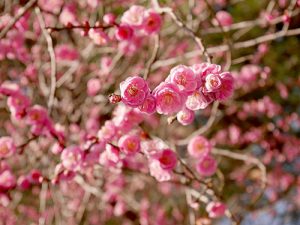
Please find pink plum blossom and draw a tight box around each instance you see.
[149,159,172,182]
[0,137,16,159]
[142,10,162,34]
[61,146,83,171]
[118,134,141,155]
[196,153,217,177]
[120,76,149,107]
[103,13,116,25]
[0,170,16,192]
[188,136,212,157]
[55,44,79,61]
[205,73,222,92]
[186,90,213,110]
[206,201,227,218]
[138,94,156,114]
[177,107,195,125]
[214,72,234,100]
[88,29,109,45]
[121,5,146,28]
[153,82,186,115]
[155,149,177,170]
[115,25,134,41]
[215,11,233,27]
[87,78,101,96]
[167,65,197,93]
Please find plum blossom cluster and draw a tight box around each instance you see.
[0,82,64,146]
[188,135,218,177]
[116,63,234,125]
[59,5,162,55]
[96,5,162,55]
[57,104,178,183]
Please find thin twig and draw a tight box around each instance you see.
[144,34,160,79]
[212,148,267,206]
[39,182,48,225]
[152,0,212,63]
[35,7,57,113]
[152,27,300,69]
[0,0,37,39]
[202,9,300,35]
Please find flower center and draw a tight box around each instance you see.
[30,112,40,121]
[202,160,210,168]
[127,141,136,151]
[177,74,186,86]
[209,77,220,88]
[0,144,9,155]
[159,155,171,165]
[147,18,155,27]
[163,92,174,105]
[196,143,204,152]
[128,85,138,96]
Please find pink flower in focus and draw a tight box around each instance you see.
[0,137,16,159]
[214,72,234,100]
[153,82,186,115]
[196,154,217,177]
[142,10,162,34]
[0,170,16,192]
[186,90,213,110]
[205,73,222,92]
[121,5,146,28]
[156,149,177,170]
[206,201,227,218]
[188,136,211,157]
[177,107,195,125]
[87,78,101,96]
[139,94,156,114]
[118,134,141,155]
[215,11,233,27]
[167,65,197,93]
[61,146,83,171]
[120,76,149,107]
[192,63,221,80]
[115,25,134,41]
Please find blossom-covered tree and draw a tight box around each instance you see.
[0,0,299,224]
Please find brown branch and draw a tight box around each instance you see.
[152,0,212,63]
[212,148,267,206]
[0,0,38,40]
[35,7,57,113]
[152,27,300,70]
[144,34,160,79]
[202,8,300,35]
[45,24,113,33]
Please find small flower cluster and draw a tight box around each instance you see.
[116,63,234,125]
[0,82,64,143]
[187,135,217,177]
[82,5,162,54]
